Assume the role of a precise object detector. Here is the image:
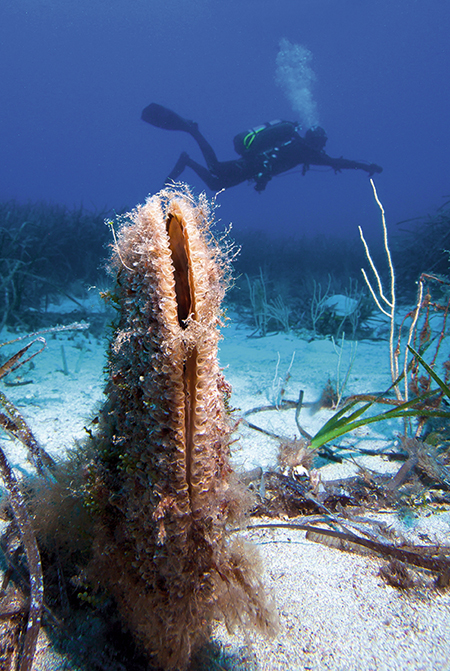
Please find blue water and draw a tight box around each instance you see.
[1,0,449,240]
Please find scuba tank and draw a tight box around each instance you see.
[233,120,298,156]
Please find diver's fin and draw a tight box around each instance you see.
[141,103,193,132]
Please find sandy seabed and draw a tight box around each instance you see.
[1,309,450,671]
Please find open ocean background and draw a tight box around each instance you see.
[2,0,449,242]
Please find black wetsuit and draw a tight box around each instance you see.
[142,103,383,192]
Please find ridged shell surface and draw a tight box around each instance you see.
[89,187,274,670]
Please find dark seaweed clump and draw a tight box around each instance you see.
[223,197,450,337]
[1,197,449,339]
[392,197,450,299]
[0,200,121,334]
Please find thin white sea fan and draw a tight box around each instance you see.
[275,38,320,128]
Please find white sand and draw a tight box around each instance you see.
[1,313,450,670]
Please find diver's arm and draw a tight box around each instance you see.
[310,153,383,176]
[329,156,382,176]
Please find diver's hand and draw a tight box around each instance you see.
[367,163,383,177]
[253,174,270,192]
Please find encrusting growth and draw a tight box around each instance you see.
[84,186,275,669]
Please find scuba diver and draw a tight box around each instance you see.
[142,103,382,193]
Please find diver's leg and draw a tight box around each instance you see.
[166,152,190,182]
[142,103,221,172]
[183,156,223,190]
[165,152,222,190]
[185,124,220,172]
